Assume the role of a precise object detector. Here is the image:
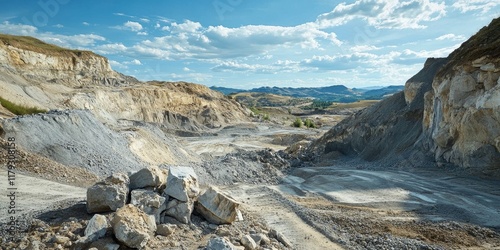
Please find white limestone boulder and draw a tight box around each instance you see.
[111,204,156,249]
[163,166,199,202]
[195,186,240,225]
[129,166,167,190]
[86,173,129,213]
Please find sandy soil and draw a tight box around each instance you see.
[0,169,86,222]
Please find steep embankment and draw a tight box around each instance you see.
[308,18,500,176]
[308,58,448,164]
[421,18,500,172]
[0,34,249,130]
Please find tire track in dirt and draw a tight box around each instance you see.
[224,184,344,250]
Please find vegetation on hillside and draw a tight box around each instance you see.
[0,33,100,58]
[437,17,500,78]
[0,96,46,115]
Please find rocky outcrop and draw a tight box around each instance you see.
[422,18,500,173]
[307,57,448,164]
[308,17,500,176]
[0,33,250,131]
[66,81,250,130]
[0,34,135,87]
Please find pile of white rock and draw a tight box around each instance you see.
[79,166,242,249]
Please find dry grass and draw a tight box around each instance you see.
[0,33,101,58]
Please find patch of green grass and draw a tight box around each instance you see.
[304,118,316,128]
[292,118,303,128]
[0,96,46,115]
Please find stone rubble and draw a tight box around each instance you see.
[79,165,290,249]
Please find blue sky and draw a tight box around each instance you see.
[0,0,499,89]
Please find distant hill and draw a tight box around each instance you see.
[211,85,404,103]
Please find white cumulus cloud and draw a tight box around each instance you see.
[317,0,447,29]
[452,0,500,14]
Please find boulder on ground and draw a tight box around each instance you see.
[163,198,194,224]
[111,204,157,249]
[269,229,292,247]
[206,237,237,250]
[129,166,167,190]
[195,186,240,224]
[241,235,257,250]
[130,189,167,224]
[86,173,129,213]
[84,214,109,241]
[163,166,199,202]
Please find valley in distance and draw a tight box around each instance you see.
[0,18,500,250]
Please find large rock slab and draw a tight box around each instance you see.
[195,186,240,225]
[129,166,167,190]
[86,173,129,213]
[111,204,156,249]
[130,189,167,224]
[163,166,199,202]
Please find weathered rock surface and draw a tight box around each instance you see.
[86,173,130,213]
[111,204,156,249]
[84,214,109,241]
[163,198,194,224]
[307,57,448,165]
[163,166,199,202]
[421,18,500,173]
[130,189,167,224]
[129,166,167,190]
[196,186,240,225]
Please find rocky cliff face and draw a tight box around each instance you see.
[0,34,249,130]
[422,18,500,172]
[308,18,500,176]
[0,35,133,87]
[67,81,249,130]
[307,57,448,165]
